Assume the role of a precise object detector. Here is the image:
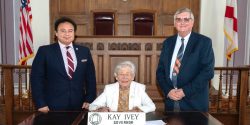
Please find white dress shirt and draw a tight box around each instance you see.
[58,41,77,74]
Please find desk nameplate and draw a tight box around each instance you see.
[88,112,145,125]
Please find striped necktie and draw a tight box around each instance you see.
[172,38,184,88]
[66,46,74,79]
[172,38,184,112]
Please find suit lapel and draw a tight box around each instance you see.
[128,82,135,110]
[113,83,120,111]
[180,32,196,71]
[72,45,80,74]
[167,36,178,72]
[52,43,69,78]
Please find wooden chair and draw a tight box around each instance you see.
[93,12,115,35]
[132,11,155,35]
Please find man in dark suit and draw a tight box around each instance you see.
[31,17,96,113]
[156,8,214,112]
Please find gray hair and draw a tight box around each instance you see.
[114,61,136,77]
[174,7,194,22]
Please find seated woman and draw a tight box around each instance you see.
[89,61,156,113]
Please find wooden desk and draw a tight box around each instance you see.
[18,111,223,125]
[17,111,86,125]
[146,111,223,125]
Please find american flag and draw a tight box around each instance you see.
[224,0,238,60]
[18,0,34,65]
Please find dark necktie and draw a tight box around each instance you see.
[172,38,184,112]
[66,46,74,79]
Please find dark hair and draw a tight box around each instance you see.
[54,17,77,32]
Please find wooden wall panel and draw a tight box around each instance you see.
[149,0,162,12]
[163,0,191,14]
[117,14,130,36]
[145,56,152,85]
[163,0,177,14]
[176,0,191,10]
[96,55,104,84]
[163,15,174,25]
[58,0,85,14]
[163,25,175,36]
[75,25,87,36]
[163,0,193,15]
[117,25,130,36]
[190,0,200,33]
[116,1,129,13]
[50,0,200,40]
[88,0,119,11]
[130,0,151,10]
[74,36,165,110]
[117,13,130,25]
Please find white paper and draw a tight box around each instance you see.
[145,120,166,125]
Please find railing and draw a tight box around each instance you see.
[210,67,249,125]
[0,65,249,125]
[210,67,249,113]
[0,65,34,125]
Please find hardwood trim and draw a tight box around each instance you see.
[76,35,167,38]
[3,67,14,125]
[239,69,249,125]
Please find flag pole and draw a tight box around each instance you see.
[224,0,238,97]
[18,0,34,98]
[225,58,229,97]
[22,62,29,99]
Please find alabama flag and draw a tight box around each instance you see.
[224,0,238,60]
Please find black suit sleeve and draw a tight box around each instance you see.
[84,49,97,103]
[31,46,47,109]
[182,37,215,98]
[156,39,174,97]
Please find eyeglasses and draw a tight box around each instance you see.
[175,18,193,23]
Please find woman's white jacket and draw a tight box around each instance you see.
[89,81,156,113]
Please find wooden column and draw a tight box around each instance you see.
[239,68,249,125]
[3,66,14,125]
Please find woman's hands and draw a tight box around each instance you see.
[93,106,142,112]
[129,107,142,112]
[95,107,111,112]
